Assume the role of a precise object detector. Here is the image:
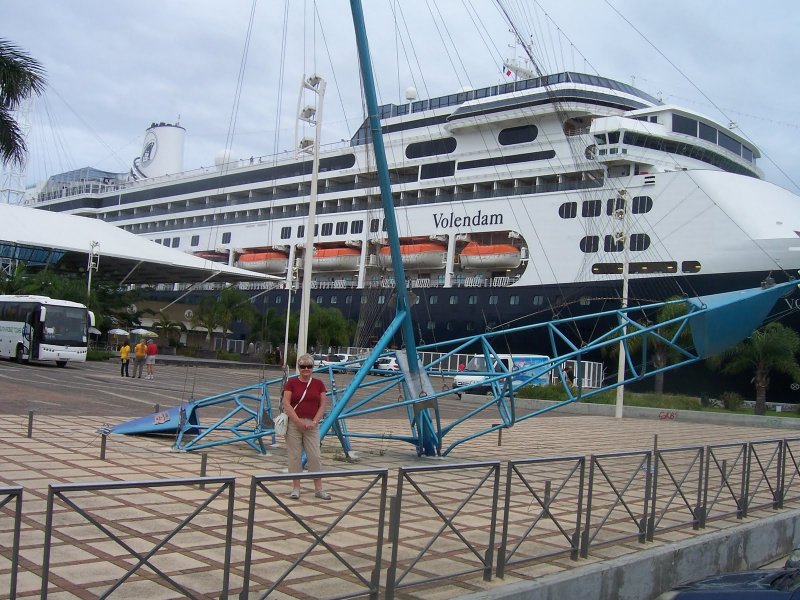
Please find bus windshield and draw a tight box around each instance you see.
[43,306,88,345]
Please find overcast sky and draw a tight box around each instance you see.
[3,0,799,195]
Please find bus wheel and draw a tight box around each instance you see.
[56,360,67,368]
[15,345,26,363]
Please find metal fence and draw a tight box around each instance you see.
[8,436,800,598]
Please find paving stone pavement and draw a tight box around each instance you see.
[1,407,799,599]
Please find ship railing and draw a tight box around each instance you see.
[491,276,511,287]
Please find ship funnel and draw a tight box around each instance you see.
[131,122,185,179]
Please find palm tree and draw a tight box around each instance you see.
[710,322,800,415]
[151,313,186,347]
[1,39,46,167]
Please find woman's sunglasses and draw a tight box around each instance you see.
[299,364,313,369]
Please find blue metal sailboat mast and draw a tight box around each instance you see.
[349,0,420,373]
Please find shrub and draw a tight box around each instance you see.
[87,349,115,361]
[720,391,745,411]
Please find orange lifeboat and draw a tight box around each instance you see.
[459,242,522,270]
[235,251,289,274]
[311,247,360,271]
[377,243,447,270]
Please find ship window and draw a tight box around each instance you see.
[629,261,677,274]
[582,200,602,217]
[191,235,200,247]
[594,134,607,145]
[468,295,477,305]
[498,124,538,145]
[606,197,626,215]
[559,202,577,219]
[171,237,180,248]
[604,235,624,252]
[632,196,653,214]
[298,225,305,238]
[351,220,363,234]
[629,233,651,251]
[361,296,368,304]
[370,219,380,233]
[335,222,347,235]
[314,224,319,236]
[466,322,475,331]
[592,263,623,274]
[718,131,741,156]
[458,150,555,170]
[275,296,282,304]
[315,295,323,304]
[406,137,457,159]
[427,321,436,330]
[414,295,420,304]
[607,131,620,144]
[699,122,717,144]
[281,227,291,239]
[162,239,170,247]
[489,295,498,305]
[429,295,438,305]
[510,295,520,305]
[580,297,591,306]
[580,236,600,253]
[321,223,333,236]
[682,261,702,273]
[345,296,352,304]
[533,295,544,305]
[449,295,458,305]
[420,161,456,179]
[446,321,453,331]
[330,296,337,304]
[154,239,162,244]
[742,146,753,162]
[377,296,385,305]
[672,114,697,136]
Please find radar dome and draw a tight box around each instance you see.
[404,87,417,101]
[214,149,232,169]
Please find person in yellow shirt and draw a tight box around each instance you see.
[120,339,131,377]
[133,339,147,378]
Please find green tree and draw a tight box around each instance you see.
[192,296,226,349]
[710,322,800,416]
[0,263,36,294]
[604,297,691,394]
[249,307,286,348]
[151,313,186,347]
[307,303,355,351]
[1,39,46,167]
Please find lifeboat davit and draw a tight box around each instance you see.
[377,243,447,270]
[194,250,229,263]
[311,247,360,271]
[235,251,289,274]
[459,242,522,270]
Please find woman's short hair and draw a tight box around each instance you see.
[297,353,314,366]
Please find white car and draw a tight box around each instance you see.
[375,356,399,374]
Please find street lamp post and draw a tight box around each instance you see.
[87,241,100,298]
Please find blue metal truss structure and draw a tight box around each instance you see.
[110,281,797,456]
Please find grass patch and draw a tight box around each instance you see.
[515,384,798,416]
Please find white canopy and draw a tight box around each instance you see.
[0,203,276,285]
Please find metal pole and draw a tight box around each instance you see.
[349,0,419,370]
[615,191,630,419]
[297,75,326,362]
[27,410,33,438]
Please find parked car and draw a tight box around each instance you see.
[312,353,328,368]
[375,356,399,374]
[655,550,800,598]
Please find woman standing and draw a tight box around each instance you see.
[119,339,131,377]
[282,353,330,499]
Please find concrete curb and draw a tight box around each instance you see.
[457,509,800,600]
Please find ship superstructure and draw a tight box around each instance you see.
[27,72,800,346]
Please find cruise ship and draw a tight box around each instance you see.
[27,71,800,348]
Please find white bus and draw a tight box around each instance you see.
[0,295,95,367]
